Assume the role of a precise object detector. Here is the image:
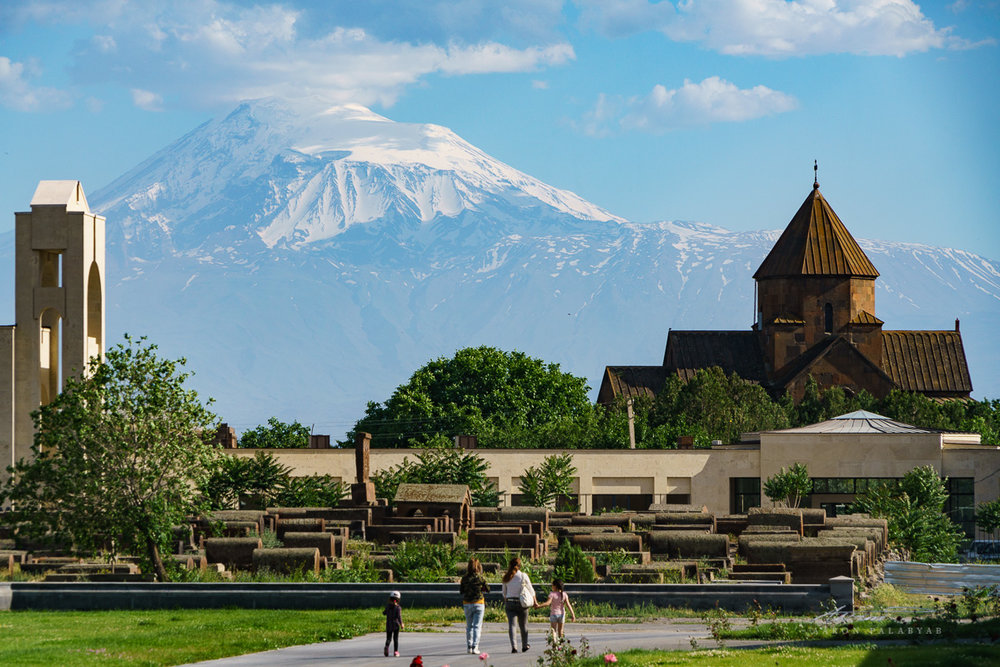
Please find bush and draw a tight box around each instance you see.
[371,447,499,506]
[851,465,965,562]
[519,453,576,509]
[763,463,812,508]
[239,417,311,448]
[553,539,595,584]
[388,540,466,582]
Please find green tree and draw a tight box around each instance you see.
[347,346,593,448]
[976,499,1000,535]
[851,465,965,562]
[1,336,218,581]
[518,453,576,509]
[763,463,813,508]
[649,367,789,447]
[371,446,500,506]
[202,451,346,509]
[239,417,311,448]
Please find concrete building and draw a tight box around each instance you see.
[230,411,1000,536]
[598,173,973,404]
[1,181,106,476]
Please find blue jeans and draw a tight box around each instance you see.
[463,602,485,649]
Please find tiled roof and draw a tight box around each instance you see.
[850,310,883,326]
[601,366,670,401]
[882,331,972,395]
[753,185,879,279]
[662,330,768,384]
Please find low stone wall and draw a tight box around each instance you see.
[0,578,853,613]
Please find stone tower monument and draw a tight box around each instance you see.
[1,181,106,476]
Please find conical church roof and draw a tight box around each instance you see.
[753,182,879,279]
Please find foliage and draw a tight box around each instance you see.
[553,539,596,584]
[201,451,291,509]
[0,335,218,581]
[324,543,381,582]
[519,453,577,509]
[371,447,499,506]
[274,475,348,508]
[976,499,1000,534]
[850,465,965,562]
[762,463,812,508]
[201,451,346,509]
[537,632,591,667]
[239,417,311,449]
[387,540,466,582]
[346,346,594,449]
[651,367,791,447]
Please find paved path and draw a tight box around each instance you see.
[184,619,734,666]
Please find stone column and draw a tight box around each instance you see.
[351,431,375,504]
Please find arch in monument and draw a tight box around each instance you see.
[87,261,103,363]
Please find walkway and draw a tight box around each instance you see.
[185,619,728,666]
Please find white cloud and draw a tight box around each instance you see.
[3,0,575,111]
[583,77,798,135]
[130,88,163,111]
[532,79,550,89]
[0,56,73,111]
[578,0,985,56]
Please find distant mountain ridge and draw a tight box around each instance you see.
[1,99,996,435]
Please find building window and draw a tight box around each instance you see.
[593,494,653,514]
[812,477,898,495]
[666,493,691,505]
[730,478,760,514]
[944,477,975,537]
[510,493,578,512]
[824,303,833,333]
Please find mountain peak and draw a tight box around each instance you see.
[94,98,622,252]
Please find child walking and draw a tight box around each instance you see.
[534,579,575,640]
[383,591,404,657]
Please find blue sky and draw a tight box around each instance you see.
[1,1,998,258]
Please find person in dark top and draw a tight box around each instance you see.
[383,591,404,657]
[459,557,490,653]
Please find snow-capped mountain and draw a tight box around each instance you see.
[95,99,621,263]
[1,99,997,436]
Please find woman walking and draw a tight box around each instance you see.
[501,557,534,653]
[460,557,490,653]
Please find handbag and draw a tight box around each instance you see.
[518,576,535,609]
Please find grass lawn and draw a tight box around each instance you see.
[0,603,695,666]
[576,644,1000,666]
[0,608,392,666]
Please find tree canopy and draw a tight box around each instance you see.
[763,463,813,508]
[347,348,999,450]
[239,417,311,449]
[346,346,594,448]
[850,466,966,563]
[1,336,218,581]
[371,446,499,506]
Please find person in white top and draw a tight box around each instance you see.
[500,556,533,653]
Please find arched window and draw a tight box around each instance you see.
[824,303,833,334]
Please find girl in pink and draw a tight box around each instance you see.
[534,578,575,640]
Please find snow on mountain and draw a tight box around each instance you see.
[1,99,997,436]
[95,98,621,261]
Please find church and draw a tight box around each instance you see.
[597,171,973,406]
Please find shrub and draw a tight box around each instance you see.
[388,540,466,581]
[553,539,595,584]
